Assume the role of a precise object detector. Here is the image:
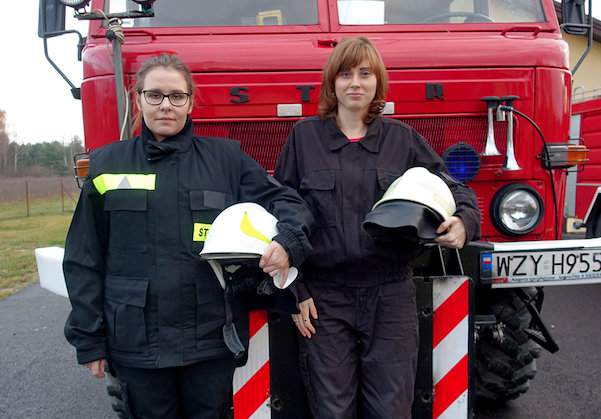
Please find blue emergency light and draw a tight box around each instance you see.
[442,143,480,183]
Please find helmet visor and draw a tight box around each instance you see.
[363,200,444,242]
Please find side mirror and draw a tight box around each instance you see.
[561,0,588,35]
[38,0,66,38]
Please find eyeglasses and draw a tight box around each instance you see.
[142,90,191,107]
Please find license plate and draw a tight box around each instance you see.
[480,248,601,287]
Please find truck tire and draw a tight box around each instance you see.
[105,367,132,419]
[475,287,542,402]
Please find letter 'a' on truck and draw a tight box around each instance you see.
[37,0,600,418]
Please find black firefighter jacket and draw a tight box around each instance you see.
[63,119,313,368]
[275,116,481,296]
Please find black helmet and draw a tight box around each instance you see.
[363,200,444,243]
[363,167,456,243]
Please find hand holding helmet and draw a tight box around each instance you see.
[435,215,467,249]
[200,202,298,289]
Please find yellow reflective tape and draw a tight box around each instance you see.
[92,176,108,195]
[193,223,212,242]
[92,174,156,195]
[240,211,271,244]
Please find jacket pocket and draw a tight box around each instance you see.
[189,190,232,253]
[195,279,226,346]
[299,170,336,227]
[376,168,402,191]
[104,275,149,353]
[106,245,148,277]
[104,190,148,250]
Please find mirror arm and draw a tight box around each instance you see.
[561,0,594,76]
[42,29,84,99]
[571,0,594,75]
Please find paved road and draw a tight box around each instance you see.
[476,284,601,419]
[0,285,113,419]
[1,284,600,419]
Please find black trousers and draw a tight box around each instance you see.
[299,280,419,419]
[113,358,235,419]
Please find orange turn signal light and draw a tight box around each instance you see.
[565,144,589,165]
[72,153,90,188]
[542,143,589,169]
[75,158,90,178]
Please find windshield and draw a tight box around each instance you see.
[337,0,545,25]
[108,0,319,27]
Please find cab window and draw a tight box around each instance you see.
[337,0,545,25]
[108,0,319,27]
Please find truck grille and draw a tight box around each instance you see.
[194,116,507,173]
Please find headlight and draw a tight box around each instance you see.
[491,185,543,235]
[59,0,90,9]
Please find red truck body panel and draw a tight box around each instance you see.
[573,98,601,220]
[79,0,570,244]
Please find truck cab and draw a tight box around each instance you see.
[69,0,571,247]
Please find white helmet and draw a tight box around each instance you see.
[200,202,298,289]
[363,167,456,242]
[373,167,456,219]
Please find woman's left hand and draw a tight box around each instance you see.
[435,216,467,249]
[259,241,290,287]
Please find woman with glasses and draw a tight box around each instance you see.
[63,54,313,419]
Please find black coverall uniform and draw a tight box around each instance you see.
[63,118,313,419]
[274,116,480,419]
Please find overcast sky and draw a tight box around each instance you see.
[0,3,88,144]
[0,1,599,144]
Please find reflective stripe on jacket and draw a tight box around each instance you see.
[64,119,313,368]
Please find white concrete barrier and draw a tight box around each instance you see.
[35,247,68,298]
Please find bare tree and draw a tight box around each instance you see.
[0,110,10,174]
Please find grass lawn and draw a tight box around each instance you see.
[0,195,76,219]
[0,204,73,300]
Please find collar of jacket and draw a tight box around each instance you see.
[142,117,193,161]
[325,117,382,153]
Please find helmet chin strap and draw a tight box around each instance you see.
[207,260,226,289]
[207,259,246,358]
[205,254,298,358]
[209,257,299,290]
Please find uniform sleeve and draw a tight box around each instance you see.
[274,129,312,301]
[410,130,481,242]
[238,146,314,268]
[274,127,301,190]
[63,156,109,365]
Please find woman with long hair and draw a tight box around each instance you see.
[275,37,480,418]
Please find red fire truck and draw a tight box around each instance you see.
[38,0,599,418]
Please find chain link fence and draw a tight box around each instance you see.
[0,177,80,219]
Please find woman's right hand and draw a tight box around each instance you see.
[292,298,318,338]
[84,359,106,379]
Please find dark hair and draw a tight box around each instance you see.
[133,54,196,130]
[318,37,388,124]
